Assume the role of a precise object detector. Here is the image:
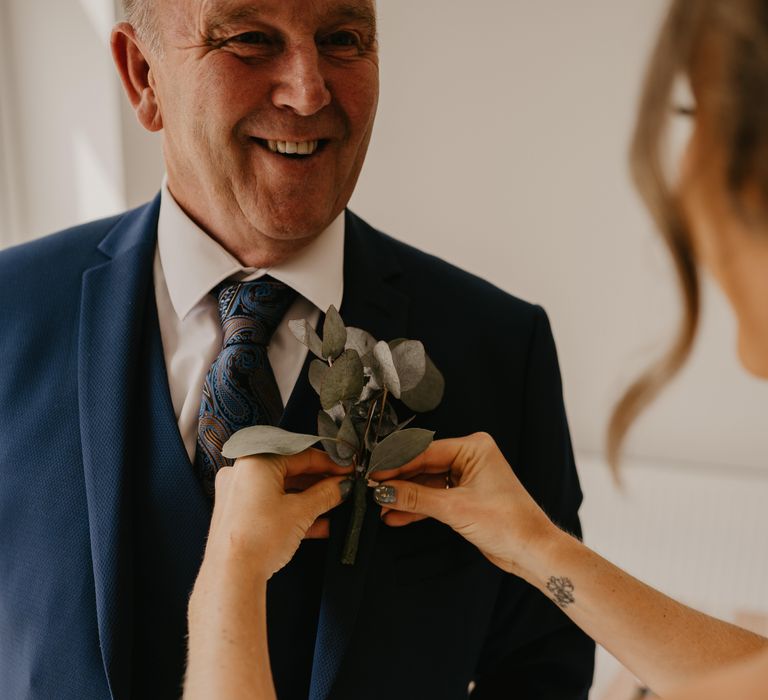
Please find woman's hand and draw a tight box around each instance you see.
[201,449,353,582]
[185,449,351,700]
[372,432,560,579]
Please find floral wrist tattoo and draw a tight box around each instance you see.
[546,576,575,609]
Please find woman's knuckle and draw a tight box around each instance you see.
[472,431,495,448]
[404,485,420,512]
[215,466,232,484]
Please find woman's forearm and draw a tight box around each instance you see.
[374,436,768,694]
[666,648,768,700]
[184,556,277,700]
[520,529,768,696]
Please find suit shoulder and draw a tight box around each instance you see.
[0,212,143,313]
[349,212,543,326]
[0,212,126,274]
[0,214,134,288]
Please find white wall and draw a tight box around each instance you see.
[350,0,768,472]
[0,0,163,243]
[0,0,24,244]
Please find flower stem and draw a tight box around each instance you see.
[341,476,368,565]
[374,388,389,441]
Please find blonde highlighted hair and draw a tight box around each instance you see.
[608,0,768,469]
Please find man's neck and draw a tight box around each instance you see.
[165,180,325,269]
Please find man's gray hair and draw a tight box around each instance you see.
[122,0,163,56]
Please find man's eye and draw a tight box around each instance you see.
[231,31,271,45]
[320,31,361,49]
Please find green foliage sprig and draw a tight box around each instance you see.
[222,306,445,565]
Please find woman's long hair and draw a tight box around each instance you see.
[607,0,768,470]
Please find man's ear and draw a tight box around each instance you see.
[111,22,163,132]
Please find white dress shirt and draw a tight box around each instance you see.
[153,181,345,461]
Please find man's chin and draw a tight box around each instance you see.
[253,206,341,243]
[226,209,338,267]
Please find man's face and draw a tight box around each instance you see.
[149,0,379,246]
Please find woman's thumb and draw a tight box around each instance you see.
[296,476,353,517]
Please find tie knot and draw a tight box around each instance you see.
[213,277,296,347]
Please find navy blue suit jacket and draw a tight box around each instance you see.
[0,197,594,699]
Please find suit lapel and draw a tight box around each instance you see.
[308,211,410,700]
[78,197,160,700]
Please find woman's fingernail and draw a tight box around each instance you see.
[373,485,397,504]
[339,478,354,500]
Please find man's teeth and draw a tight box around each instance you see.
[267,140,319,155]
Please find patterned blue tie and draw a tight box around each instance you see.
[195,277,296,497]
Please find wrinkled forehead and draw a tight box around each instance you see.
[158,0,377,35]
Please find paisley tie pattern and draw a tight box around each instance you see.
[194,277,296,497]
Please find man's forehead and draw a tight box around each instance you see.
[168,0,376,30]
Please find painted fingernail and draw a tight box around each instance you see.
[339,478,354,500]
[373,485,396,504]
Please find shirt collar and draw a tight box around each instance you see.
[157,178,345,320]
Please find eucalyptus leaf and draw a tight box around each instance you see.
[360,350,376,371]
[359,366,382,402]
[322,305,347,360]
[345,327,377,357]
[320,349,364,410]
[367,428,435,475]
[327,403,346,424]
[308,359,330,396]
[289,319,324,359]
[222,426,321,459]
[391,340,426,392]
[317,410,339,437]
[401,354,445,413]
[317,411,353,467]
[352,415,368,444]
[373,341,401,399]
[336,415,360,460]
[328,448,354,467]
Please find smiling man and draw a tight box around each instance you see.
[0,0,594,698]
[121,0,379,264]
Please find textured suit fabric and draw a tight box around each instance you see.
[0,196,594,699]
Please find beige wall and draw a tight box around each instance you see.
[350,0,768,471]
[2,0,767,471]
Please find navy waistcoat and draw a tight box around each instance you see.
[130,294,328,699]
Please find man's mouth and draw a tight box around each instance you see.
[251,138,328,158]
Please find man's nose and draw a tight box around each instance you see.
[271,46,332,116]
